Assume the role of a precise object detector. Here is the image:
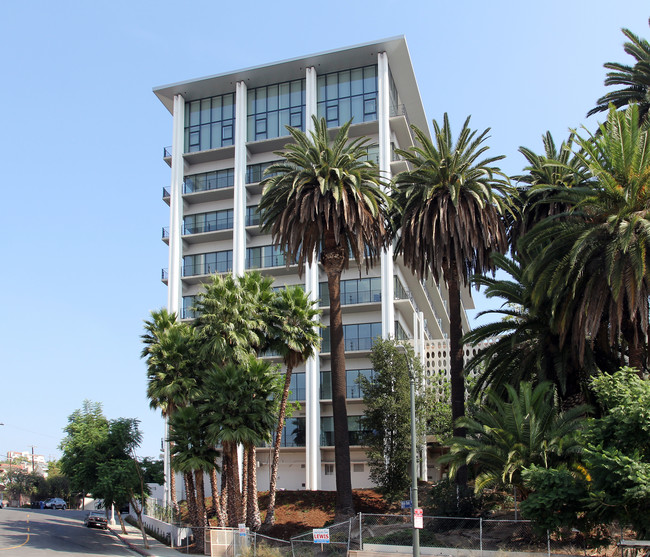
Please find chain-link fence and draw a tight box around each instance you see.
[290,519,353,557]
[358,513,588,556]
[250,533,292,557]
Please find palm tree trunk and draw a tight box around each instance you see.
[242,446,249,524]
[264,363,294,527]
[169,453,179,517]
[194,470,206,551]
[447,266,467,487]
[246,444,261,531]
[209,466,225,526]
[323,250,354,519]
[220,453,228,520]
[184,471,200,547]
[226,441,243,527]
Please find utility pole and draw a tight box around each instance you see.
[30,446,36,473]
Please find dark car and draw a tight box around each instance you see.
[83,511,108,530]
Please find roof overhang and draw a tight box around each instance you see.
[153,36,429,138]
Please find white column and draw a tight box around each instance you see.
[166,93,185,508]
[233,81,248,278]
[168,94,185,315]
[418,311,427,481]
[378,52,395,339]
[304,66,321,490]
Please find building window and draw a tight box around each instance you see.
[246,205,260,227]
[184,168,234,193]
[320,416,368,446]
[317,66,378,127]
[395,321,409,341]
[320,368,374,400]
[353,463,364,473]
[320,322,382,353]
[246,160,282,184]
[394,276,409,300]
[245,245,287,270]
[182,296,199,319]
[247,80,305,142]
[324,464,334,475]
[288,373,305,401]
[183,250,233,277]
[319,277,382,307]
[276,417,305,447]
[184,209,233,235]
[184,93,235,152]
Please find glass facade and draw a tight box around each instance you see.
[245,245,286,269]
[246,160,281,184]
[183,209,233,235]
[320,369,374,400]
[319,277,381,307]
[247,80,305,142]
[182,295,199,319]
[321,322,382,353]
[394,276,409,300]
[278,417,305,447]
[317,66,378,126]
[321,416,368,446]
[184,168,234,193]
[288,372,305,401]
[246,205,260,227]
[183,251,233,276]
[185,93,235,152]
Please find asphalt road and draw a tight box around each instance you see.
[0,507,138,556]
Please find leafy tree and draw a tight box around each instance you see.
[360,339,427,502]
[588,20,650,121]
[264,285,321,527]
[581,367,650,537]
[259,116,391,518]
[4,469,40,504]
[140,457,164,485]
[392,114,511,486]
[441,382,588,496]
[59,400,109,503]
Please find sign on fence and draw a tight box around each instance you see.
[413,508,423,529]
[313,528,330,544]
[401,500,412,509]
[238,524,246,537]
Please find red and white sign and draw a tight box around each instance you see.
[313,528,330,543]
[413,508,423,529]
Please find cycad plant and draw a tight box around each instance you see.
[441,382,589,496]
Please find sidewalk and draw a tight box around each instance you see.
[110,519,187,556]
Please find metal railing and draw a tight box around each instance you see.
[163,146,172,158]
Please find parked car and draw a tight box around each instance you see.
[84,511,108,530]
[43,498,67,510]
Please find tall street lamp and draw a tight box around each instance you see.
[407,357,420,557]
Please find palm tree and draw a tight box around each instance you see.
[588,20,650,121]
[392,114,510,485]
[263,286,321,527]
[168,406,221,547]
[524,105,650,371]
[141,309,200,516]
[464,252,598,408]
[200,356,282,529]
[259,116,391,518]
[510,131,589,245]
[441,382,589,497]
[195,272,275,366]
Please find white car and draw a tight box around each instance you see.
[44,498,66,510]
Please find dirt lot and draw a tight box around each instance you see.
[257,489,398,539]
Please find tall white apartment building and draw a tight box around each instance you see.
[154,37,472,492]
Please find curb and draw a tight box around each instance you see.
[110,527,154,556]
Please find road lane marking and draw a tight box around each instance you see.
[0,513,30,551]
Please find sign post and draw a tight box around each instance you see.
[313,528,330,551]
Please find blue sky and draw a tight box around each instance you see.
[1,1,647,460]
